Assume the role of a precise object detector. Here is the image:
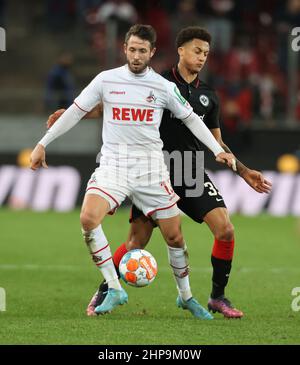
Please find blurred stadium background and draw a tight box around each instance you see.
[0,0,300,345]
[1,0,300,213]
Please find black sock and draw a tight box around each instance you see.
[114,263,120,278]
[99,263,120,293]
[211,256,232,299]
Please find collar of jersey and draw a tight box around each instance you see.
[124,64,151,78]
[172,66,200,88]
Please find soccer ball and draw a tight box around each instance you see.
[119,249,158,287]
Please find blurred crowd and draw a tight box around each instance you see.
[1,0,300,129]
[77,0,299,131]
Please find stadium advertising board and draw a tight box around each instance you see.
[0,157,299,216]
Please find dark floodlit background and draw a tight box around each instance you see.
[0,0,300,215]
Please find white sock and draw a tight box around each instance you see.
[82,224,121,291]
[167,244,192,301]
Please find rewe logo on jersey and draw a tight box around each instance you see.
[112,107,154,122]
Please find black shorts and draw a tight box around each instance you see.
[130,172,226,225]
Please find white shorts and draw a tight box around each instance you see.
[85,165,180,220]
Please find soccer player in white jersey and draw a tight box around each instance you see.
[30,24,236,318]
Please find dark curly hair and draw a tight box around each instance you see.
[176,26,211,48]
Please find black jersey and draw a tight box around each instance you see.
[130,67,226,225]
[160,67,220,155]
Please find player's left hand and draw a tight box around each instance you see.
[241,169,272,193]
[46,109,65,129]
[216,152,237,171]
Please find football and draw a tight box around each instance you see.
[119,249,158,287]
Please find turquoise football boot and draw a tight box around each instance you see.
[94,288,128,314]
[177,296,214,320]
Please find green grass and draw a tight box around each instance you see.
[0,208,300,344]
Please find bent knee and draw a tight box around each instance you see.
[80,211,99,231]
[215,223,234,241]
[127,240,147,250]
[165,231,184,247]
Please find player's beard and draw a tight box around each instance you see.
[127,59,150,74]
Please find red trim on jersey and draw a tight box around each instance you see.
[172,67,184,85]
[161,181,172,195]
[92,244,109,255]
[172,67,200,88]
[147,200,179,217]
[180,111,193,121]
[96,256,112,266]
[74,101,89,113]
[107,207,117,215]
[212,239,234,261]
[86,187,120,208]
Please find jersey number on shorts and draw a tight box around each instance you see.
[204,182,222,200]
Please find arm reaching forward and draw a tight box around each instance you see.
[30,103,87,170]
[46,103,102,129]
[182,111,237,170]
[31,72,103,170]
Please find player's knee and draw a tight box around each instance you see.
[127,240,147,250]
[165,231,184,248]
[215,222,234,241]
[80,211,98,231]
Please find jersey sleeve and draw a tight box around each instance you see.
[164,80,193,120]
[74,73,103,112]
[205,92,220,129]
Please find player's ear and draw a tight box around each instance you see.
[123,43,127,55]
[178,47,184,57]
[150,47,156,58]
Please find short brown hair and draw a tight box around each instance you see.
[125,24,157,49]
[176,26,211,48]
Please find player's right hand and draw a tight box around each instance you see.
[30,144,48,170]
[47,109,65,129]
[215,152,237,171]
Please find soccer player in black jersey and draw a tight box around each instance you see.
[48,27,272,318]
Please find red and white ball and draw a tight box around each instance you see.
[119,249,158,287]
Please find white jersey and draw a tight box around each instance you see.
[74,65,192,168]
[39,64,225,217]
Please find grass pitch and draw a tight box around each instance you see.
[0,208,299,344]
